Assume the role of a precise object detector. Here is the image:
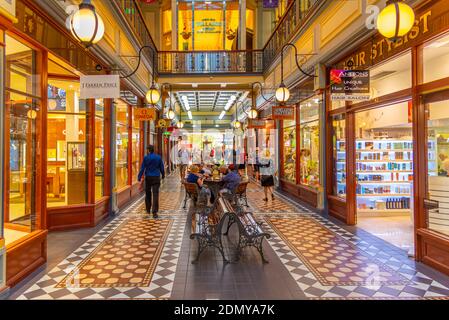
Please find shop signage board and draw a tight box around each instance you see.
[80,75,120,99]
[247,119,266,129]
[335,1,449,70]
[330,69,370,101]
[0,0,16,22]
[157,119,171,128]
[271,106,295,120]
[134,108,156,121]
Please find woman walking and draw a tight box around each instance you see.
[258,149,275,202]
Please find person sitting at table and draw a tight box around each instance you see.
[186,165,212,205]
[186,165,204,187]
[220,164,241,195]
[200,163,212,177]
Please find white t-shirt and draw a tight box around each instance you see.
[179,149,190,165]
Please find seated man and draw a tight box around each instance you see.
[220,164,241,195]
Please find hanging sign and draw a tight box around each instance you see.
[263,0,279,9]
[271,106,295,120]
[247,119,267,129]
[330,69,370,101]
[134,108,156,121]
[157,119,171,128]
[80,75,120,99]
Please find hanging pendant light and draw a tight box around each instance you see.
[275,83,290,103]
[377,0,415,41]
[69,0,105,47]
[146,84,160,105]
[167,108,176,120]
[248,108,258,119]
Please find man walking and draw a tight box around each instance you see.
[138,145,165,218]
[178,145,190,181]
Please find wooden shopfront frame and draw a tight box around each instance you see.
[325,0,449,275]
[279,90,324,209]
[115,96,146,210]
[0,0,144,286]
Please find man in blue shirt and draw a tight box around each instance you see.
[220,164,241,194]
[138,145,165,218]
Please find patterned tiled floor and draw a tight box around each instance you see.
[13,172,449,300]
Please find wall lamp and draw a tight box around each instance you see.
[377,0,415,42]
[69,0,105,47]
[162,83,176,120]
[277,43,317,104]
[120,45,160,106]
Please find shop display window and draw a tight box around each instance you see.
[131,108,141,182]
[427,99,449,236]
[299,96,320,189]
[423,32,449,84]
[354,102,413,215]
[332,114,346,198]
[116,100,129,190]
[369,52,411,99]
[47,78,87,207]
[95,99,105,201]
[4,34,40,243]
[283,119,296,183]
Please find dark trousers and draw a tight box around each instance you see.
[145,176,161,214]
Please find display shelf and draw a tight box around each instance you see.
[357,209,411,217]
[357,181,411,184]
[357,193,410,197]
[357,170,413,173]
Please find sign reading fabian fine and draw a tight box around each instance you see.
[80,75,120,99]
[271,106,295,120]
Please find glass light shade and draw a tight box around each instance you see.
[146,87,160,105]
[167,109,176,120]
[275,85,290,103]
[377,1,415,40]
[177,121,184,129]
[70,4,105,45]
[248,108,258,119]
[234,121,241,129]
[27,110,37,119]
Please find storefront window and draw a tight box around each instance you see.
[300,96,320,188]
[355,102,413,216]
[47,78,87,207]
[116,100,129,190]
[423,32,449,84]
[131,108,141,182]
[95,99,105,200]
[427,99,449,236]
[369,52,411,99]
[332,114,346,198]
[177,0,239,51]
[283,119,296,183]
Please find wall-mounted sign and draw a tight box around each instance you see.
[271,106,295,120]
[330,69,370,101]
[247,119,266,129]
[157,119,171,128]
[0,0,17,22]
[80,75,120,99]
[134,108,156,121]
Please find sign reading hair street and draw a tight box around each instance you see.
[80,75,120,99]
[271,106,295,120]
[330,69,370,101]
[134,108,156,121]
